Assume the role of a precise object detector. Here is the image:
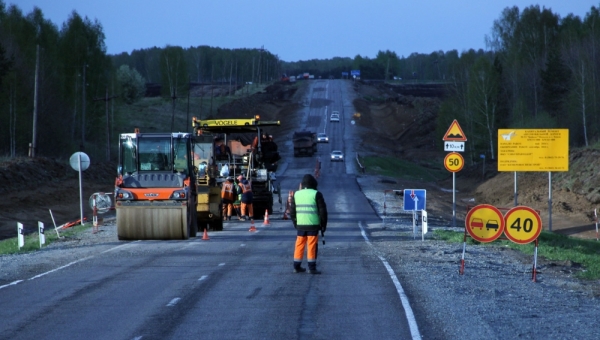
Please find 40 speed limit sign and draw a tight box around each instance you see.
[503,206,542,244]
[444,152,464,172]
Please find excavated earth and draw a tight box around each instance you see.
[1,80,599,243]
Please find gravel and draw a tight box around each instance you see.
[2,179,599,340]
[356,176,600,340]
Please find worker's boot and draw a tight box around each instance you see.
[308,264,321,275]
[293,261,306,273]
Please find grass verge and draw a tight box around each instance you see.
[434,229,600,280]
[0,223,93,255]
[359,155,447,182]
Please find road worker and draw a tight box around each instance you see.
[233,175,244,220]
[221,177,235,221]
[290,174,328,274]
[240,178,254,222]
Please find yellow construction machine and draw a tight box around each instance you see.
[114,116,280,240]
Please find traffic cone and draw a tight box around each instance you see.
[283,208,289,220]
[202,227,210,240]
[249,220,257,232]
[263,209,270,225]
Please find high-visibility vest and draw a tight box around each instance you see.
[294,189,319,226]
[221,182,235,201]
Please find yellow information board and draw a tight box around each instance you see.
[497,129,569,172]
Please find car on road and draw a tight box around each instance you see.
[330,150,344,162]
[330,112,340,122]
[317,133,329,143]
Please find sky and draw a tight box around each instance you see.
[9,0,598,62]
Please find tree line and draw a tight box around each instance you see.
[1,2,598,164]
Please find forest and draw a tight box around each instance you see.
[1,2,599,163]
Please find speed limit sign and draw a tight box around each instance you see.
[444,152,464,172]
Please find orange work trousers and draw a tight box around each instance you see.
[241,202,253,219]
[294,230,319,265]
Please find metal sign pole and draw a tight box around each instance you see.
[79,153,84,226]
[452,172,456,228]
[548,172,552,232]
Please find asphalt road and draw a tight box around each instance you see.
[0,80,421,340]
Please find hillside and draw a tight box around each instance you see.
[0,80,598,240]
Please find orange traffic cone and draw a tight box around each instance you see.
[202,227,210,240]
[249,220,257,232]
[263,209,270,225]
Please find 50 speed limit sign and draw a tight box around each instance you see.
[444,152,464,172]
[503,206,542,244]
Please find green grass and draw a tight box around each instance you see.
[360,155,447,182]
[434,229,600,280]
[0,223,93,255]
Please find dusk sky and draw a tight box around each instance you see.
[9,1,597,62]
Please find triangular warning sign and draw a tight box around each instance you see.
[443,119,467,141]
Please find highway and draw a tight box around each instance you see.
[0,80,420,340]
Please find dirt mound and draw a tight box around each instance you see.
[353,80,600,239]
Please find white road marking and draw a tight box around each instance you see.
[0,280,23,290]
[218,263,226,266]
[166,297,181,307]
[198,275,208,281]
[359,221,422,340]
[0,242,139,290]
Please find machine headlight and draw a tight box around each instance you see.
[170,190,187,200]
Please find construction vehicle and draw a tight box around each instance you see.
[293,130,317,157]
[115,130,200,240]
[193,116,281,218]
[114,116,280,240]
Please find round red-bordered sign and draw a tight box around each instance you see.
[465,204,505,243]
[503,206,542,244]
[444,152,464,173]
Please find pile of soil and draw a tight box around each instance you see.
[0,80,597,240]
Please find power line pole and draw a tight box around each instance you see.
[81,64,87,151]
[93,88,118,161]
[30,44,40,157]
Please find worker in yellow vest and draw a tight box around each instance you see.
[291,174,328,274]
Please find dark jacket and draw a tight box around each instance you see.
[291,174,327,232]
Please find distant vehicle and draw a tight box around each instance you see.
[289,76,296,83]
[317,133,329,143]
[330,112,340,122]
[303,73,309,79]
[330,150,344,162]
[309,75,315,79]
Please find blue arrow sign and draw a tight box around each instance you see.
[403,189,426,211]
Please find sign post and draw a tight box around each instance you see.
[70,152,90,227]
[443,120,467,228]
[498,129,569,231]
[403,189,426,239]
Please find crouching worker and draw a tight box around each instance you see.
[291,174,328,274]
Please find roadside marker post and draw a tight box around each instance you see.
[38,221,45,248]
[17,222,24,250]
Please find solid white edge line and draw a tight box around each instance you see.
[0,280,23,290]
[1,242,140,290]
[359,221,422,340]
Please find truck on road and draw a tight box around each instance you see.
[293,131,317,157]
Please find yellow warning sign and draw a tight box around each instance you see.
[443,120,467,141]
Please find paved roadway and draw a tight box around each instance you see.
[0,80,421,340]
